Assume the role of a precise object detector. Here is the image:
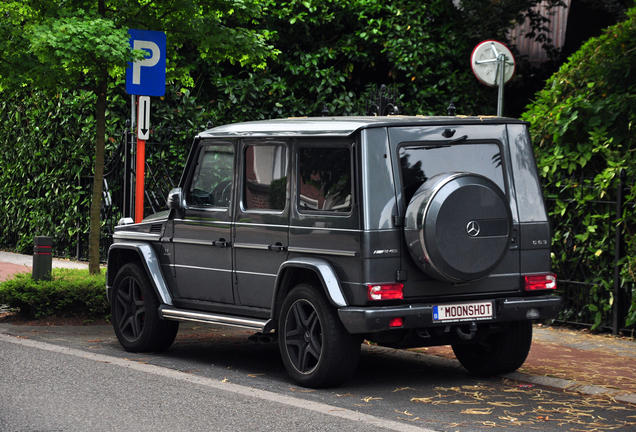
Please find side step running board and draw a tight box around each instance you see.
[159,306,273,333]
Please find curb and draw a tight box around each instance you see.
[504,371,636,405]
[364,345,636,405]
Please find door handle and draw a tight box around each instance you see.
[213,239,231,248]
[268,242,287,253]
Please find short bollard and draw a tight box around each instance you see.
[33,236,53,281]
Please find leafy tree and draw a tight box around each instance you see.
[0,0,276,273]
[199,0,568,122]
[0,0,577,274]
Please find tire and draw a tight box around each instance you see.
[452,321,532,376]
[111,263,179,353]
[279,283,361,388]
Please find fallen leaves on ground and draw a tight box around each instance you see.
[405,380,636,430]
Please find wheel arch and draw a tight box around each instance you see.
[271,257,348,321]
[106,242,173,306]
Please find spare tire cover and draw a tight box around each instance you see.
[404,172,512,283]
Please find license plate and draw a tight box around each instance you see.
[433,301,494,322]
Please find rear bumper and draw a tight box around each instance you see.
[337,296,563,334]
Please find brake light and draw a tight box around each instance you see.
[524,274,557,291]
[367,283,404,300]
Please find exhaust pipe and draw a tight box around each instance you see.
[248,332,279,345]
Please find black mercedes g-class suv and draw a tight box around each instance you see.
[106,116,562,388]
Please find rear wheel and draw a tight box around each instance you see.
[452,321,532,376]
[111,263,179,352]
[279,283,361,388]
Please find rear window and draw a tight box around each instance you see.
[399,143,505,204]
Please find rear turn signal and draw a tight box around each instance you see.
[367,283,404,300]
[524,273,557,291]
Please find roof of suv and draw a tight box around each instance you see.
[197,116,526,138]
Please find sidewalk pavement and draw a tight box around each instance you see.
[1,251,635,404]
[0,250,88,282]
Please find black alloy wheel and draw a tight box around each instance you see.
[279,283,361,388]
[284,297,323,375]
[115,273,147,343]
[111,263,178,352]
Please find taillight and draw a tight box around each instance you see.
[524,273,557,291]
[367,283,404,300]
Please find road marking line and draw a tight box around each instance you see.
[0,333,434,432]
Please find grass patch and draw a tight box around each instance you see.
[0,268,109,321]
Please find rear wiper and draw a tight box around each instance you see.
[410,135,468,150]
[447,134,468,144]
[414,144,450,150]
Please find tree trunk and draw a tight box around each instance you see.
[88,68,108,274]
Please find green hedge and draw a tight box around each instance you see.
[522,8,636,328]
[0,86,128,254]
[0,84,212,257]
[0,268,108,320]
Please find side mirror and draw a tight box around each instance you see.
[167,188,184,210]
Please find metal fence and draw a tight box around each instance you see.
[53,126,194,262]
[546,172,634,334]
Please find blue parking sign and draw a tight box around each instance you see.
[126,29,166,97]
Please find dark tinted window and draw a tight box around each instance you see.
[243,145,287,211]
[298,147,352,213]
[400,143,505,204]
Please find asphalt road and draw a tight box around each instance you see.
[2,323,635,432]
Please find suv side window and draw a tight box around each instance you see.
[186,144,234,208]
[298,147,352,213]
[243,145,287,211]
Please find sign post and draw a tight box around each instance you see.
[126,29,166,223]
[135,96,151,223]
[470,40,515,117]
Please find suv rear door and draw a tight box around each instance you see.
[388,124,521,295]
[233,140,290,309]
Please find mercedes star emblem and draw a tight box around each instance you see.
[466,221,481,237]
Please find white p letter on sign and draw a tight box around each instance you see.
[132,41,161,85]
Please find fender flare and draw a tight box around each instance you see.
[272,257,348,316]
[106,242,174,306]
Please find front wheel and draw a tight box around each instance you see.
[452,321,532,376]
[111,263,179,352]
[279,283,361,388]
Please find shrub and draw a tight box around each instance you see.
[522,8,636,328]
[0,268,108,320]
